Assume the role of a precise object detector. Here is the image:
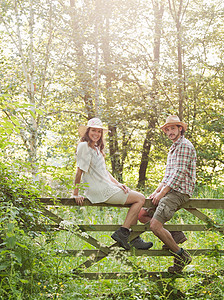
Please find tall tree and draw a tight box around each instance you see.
[168,0,189,120]
[0,0,70,178]
[68,0,95,120]
[100,1,124,181]
[137,0,164,189]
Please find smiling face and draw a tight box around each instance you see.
[88,127,102,145]
[164,125,182,142]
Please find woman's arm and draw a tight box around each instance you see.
[72,167,85,205]
[107,171,130,194]
[107,171,119,184]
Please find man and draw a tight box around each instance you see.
[143,115,196,273]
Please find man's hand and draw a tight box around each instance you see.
[149,190,162,206]
[149,191,157,199]
[150,185,171,206]
[151,192,163,206]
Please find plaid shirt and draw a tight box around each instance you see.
[162,135,197,197]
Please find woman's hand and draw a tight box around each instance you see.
[71,193,85,206]
[118,183,130,194]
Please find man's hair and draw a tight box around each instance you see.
[80,127,105,153]
[177,125,185,135]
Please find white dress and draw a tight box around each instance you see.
[76,142,121,203]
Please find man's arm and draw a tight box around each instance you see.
[151,184,171,206]
[149,182,164,199]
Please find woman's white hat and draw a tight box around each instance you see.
[78,118,108,137]
[160,115,187,132]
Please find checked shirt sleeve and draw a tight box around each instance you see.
[163,141,196,195]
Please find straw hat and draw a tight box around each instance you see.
[78,118,108,137]
[160,115,187,132]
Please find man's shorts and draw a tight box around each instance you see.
[153,190,190,224]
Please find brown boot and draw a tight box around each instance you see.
[162,231,187,250]
[168,249,192,274]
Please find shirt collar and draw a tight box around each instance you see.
[170,135,184,150]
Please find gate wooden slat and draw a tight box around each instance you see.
[72,270,221,280]
[38,197,224,208]
[34,224,211,232]
[185,208,224,234]
[40,204,149,274]
[56,249,224,257]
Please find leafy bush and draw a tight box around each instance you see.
[0,163,55,299]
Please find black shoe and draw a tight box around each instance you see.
[111,228,130,250]
[130,236,153,250]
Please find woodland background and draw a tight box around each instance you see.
[0,0,224,299]
[0,0,223,190]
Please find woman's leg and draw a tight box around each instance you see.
[111,191,153,250]
[122,191,145,229]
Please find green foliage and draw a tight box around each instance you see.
[0,163,57,299]
[0,170,224,299]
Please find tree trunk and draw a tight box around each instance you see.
[137,0,164,189]
[137,122,153,189]
[69,1,95,120]
[28,0,38,180]
[101,9,123,181]
[168,0,189,120]
[94,0,100,116]
[14,0,38,179]
[177,2,184,120]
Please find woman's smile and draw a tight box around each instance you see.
[89,128,102,143]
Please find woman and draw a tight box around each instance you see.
[72,117,153,250]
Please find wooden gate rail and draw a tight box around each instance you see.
[37,198,224,280]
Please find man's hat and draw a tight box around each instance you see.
[160,115,187,133]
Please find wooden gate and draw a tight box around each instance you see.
[38,198,224,280]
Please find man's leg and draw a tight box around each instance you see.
[162,231,187,249]
[150,218,179,252]
[150,218,192,273]
[138,207,187,249]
